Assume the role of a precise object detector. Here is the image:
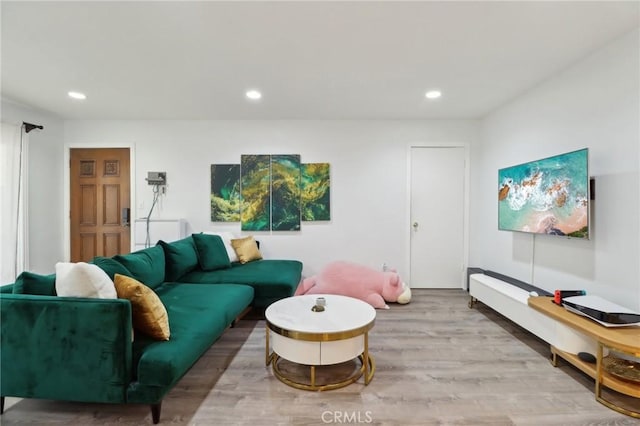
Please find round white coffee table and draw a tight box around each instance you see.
[265,294,376,391]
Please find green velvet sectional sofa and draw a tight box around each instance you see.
[0,234,302,423]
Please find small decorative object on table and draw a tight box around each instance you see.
[312,297,326,312]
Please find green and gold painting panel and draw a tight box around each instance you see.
[301,163,330,221]
[241,155,271,231]
[210,164,240,222]
[271,155,301,231]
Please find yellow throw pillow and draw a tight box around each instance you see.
[230,236,263,264]
[114,274,170,341]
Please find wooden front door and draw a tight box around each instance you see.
[70,148,131,262]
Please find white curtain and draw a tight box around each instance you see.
[1,123,28,285]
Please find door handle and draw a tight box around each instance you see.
[122,208,130,227]
[413,222,419,230]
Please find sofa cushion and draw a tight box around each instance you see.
[114,274,170,341]
[113,245,165,290]
[158,282,254,327]
[230,236,263,264]
[130,283,253,387]
[92,256,133,280]
[12,271,57,296]
[205,231,239,262]
[55,262,117,299]
[192,233,231,271]
[158,238,199,281]
[178,259,302,308]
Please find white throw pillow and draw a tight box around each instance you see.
[55,262,117,299]
[204,231,239,263]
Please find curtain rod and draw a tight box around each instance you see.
[23,121,43,133]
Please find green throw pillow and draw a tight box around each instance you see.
[113,245,166,290]
[158,238,199,281]
[92,256,133,280]
[192,233,231,271]
[13,271,57,296]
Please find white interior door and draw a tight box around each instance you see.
[410,146,465,288]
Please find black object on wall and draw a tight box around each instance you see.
[23,122,43,133]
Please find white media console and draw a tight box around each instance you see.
[470,272,640,418]
[468,273,596,355]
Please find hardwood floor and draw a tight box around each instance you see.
[3,289,638,425]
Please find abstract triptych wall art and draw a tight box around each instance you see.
[210,164,240,222]
[240,155,271,231]
[301,163,330,221]
[271,155,301,231]
[210,155,330,231]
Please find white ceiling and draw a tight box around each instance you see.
[1,1,638,120]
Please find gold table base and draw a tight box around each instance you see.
[268,352,375,391]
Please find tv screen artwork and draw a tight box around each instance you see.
[498,148,589,239]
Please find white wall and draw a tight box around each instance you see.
[12,27,637,303]
[470,29,640,309]
[1,99,65,274]
[63,120,478,279]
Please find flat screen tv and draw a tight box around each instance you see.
[498,148,589,239]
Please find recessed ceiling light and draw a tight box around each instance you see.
[68,91,87,100]
[245,90,262,100]
[425,90,442,99]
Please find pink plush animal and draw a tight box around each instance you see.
[295,261,411,309]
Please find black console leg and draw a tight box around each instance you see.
[1,396,5,414]
[151,402,162,424]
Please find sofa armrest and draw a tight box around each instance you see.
[0,294,133,403]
